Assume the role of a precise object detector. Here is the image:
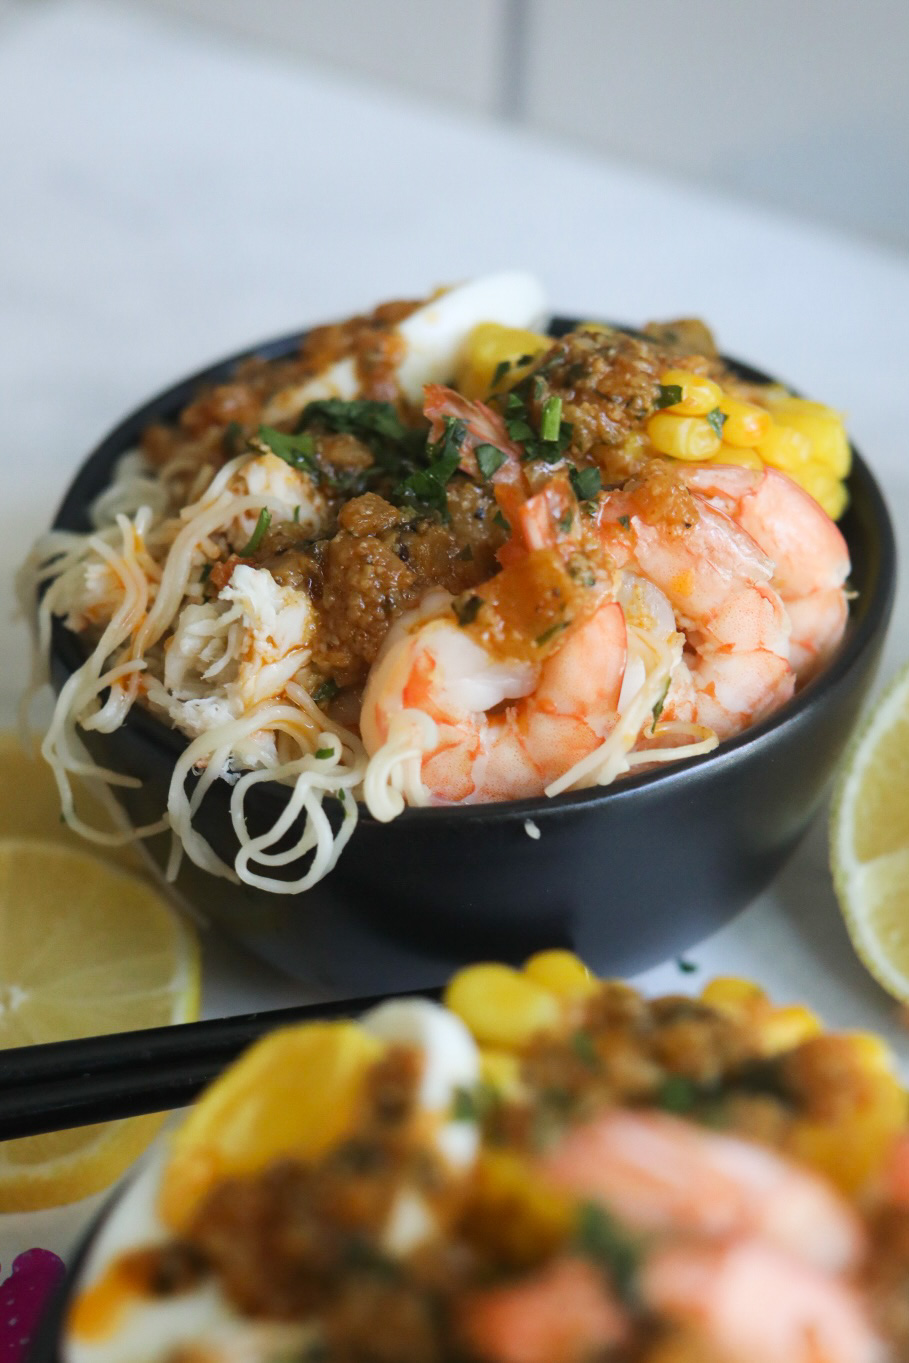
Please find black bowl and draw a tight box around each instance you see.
[48,322,897,991]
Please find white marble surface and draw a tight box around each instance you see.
[1,0,909,1264]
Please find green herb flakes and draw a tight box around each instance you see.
[569,466,602,503]
[475,443,507,480]
[570,1030,600,1070]
[618,514,631,530]
[535,619,570,647]
[676,956,698,974]
[257,426,320,477]
[453,595,483,627]
[493,509,510,532]
[237,507,271,556]
[651,676,671,728]
[656,383,684,410]
[706,406,728,437]
[491,359,511,389]
[657,1075,698,1114]
[314,747,334,760]
[574,1203,639,1299]
[540,395,563,442]
[313,678,340,706]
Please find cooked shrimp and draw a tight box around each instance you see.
[643,1240,885,1363]
[678,463,850,683]
[423,384,525,487]
[596,484,795,739]
[457,1257,629,1363]
[361,584,627,805]
[538,1110,864,1273]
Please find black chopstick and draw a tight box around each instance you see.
[0,985,442,1141]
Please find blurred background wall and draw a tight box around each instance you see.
[3,0,907,252]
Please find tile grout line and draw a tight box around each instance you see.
[498,0,530,122]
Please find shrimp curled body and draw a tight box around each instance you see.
[361,590,628,806]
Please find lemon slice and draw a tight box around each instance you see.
[830,662,909,999]
[0,731,145,873]
[0,839,200,1211]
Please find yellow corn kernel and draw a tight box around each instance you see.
[523,950,599,1000]
[647,412,722,461]
[757,1005,823,1056]
[842,1032,897,1075]
[701,977,768,1017]
[455,322,551,400]
[718,397,773,448]
[788,1075,908,1195]
[796,461,848,520]
[658,369,723,417]
[716,446,763,471]
[480,1047,522,1092]
[771,398,851,478]
[444,963,561,1048]
[462,1151,573,1266]
[756,424,812,473]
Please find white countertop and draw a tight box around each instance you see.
[2,0,908,1262]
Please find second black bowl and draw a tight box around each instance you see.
[49,326,896,991]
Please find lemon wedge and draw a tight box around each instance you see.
[0,839,199,1211]
[0,731,145,872]
[830,663,909,999]
[159,1022,384,1228]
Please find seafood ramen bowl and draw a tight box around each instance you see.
[39,276,895,990]
[33,957,909,1362]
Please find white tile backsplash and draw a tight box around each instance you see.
[135,0,510,113]
[36,0,909,250]
[522,0,909,249]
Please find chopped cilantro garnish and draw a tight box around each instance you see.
[651,676,671,728]
[453,595,483,627]
[574,1203,639,1299]
[516,352,534,366]
[222,420,244,457]
[257,426,320,477]
[706,406,728,437]
[569,466,602,502]
[313,678,339,706]
[475,443,507,480]
[299,398,411,445]
[540,395,563,442]
[558,509,574,533]
[535,619,570,646]
[571,1030,600,1070]
[491,359,511,389]
[655,383,684,410]
[314,747,334,760]
[394,416,464,518]
[459,543,474,560]
[237,507,271,556]
[676,956,698,974]
[493,508,510,532]
[292,505,301,523]
[658,1075,698,1113]
[508,417,536,446]
[618,514,631,530]
[452,1082,501,1123]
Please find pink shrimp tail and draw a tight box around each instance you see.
[422,385,524,484]
[457,1257,629,1363]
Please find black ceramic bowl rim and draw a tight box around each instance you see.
[49,319,897,836]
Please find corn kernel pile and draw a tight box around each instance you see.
[648,370,850,521]
[455,323,851,522]
[445,952,907,1197]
